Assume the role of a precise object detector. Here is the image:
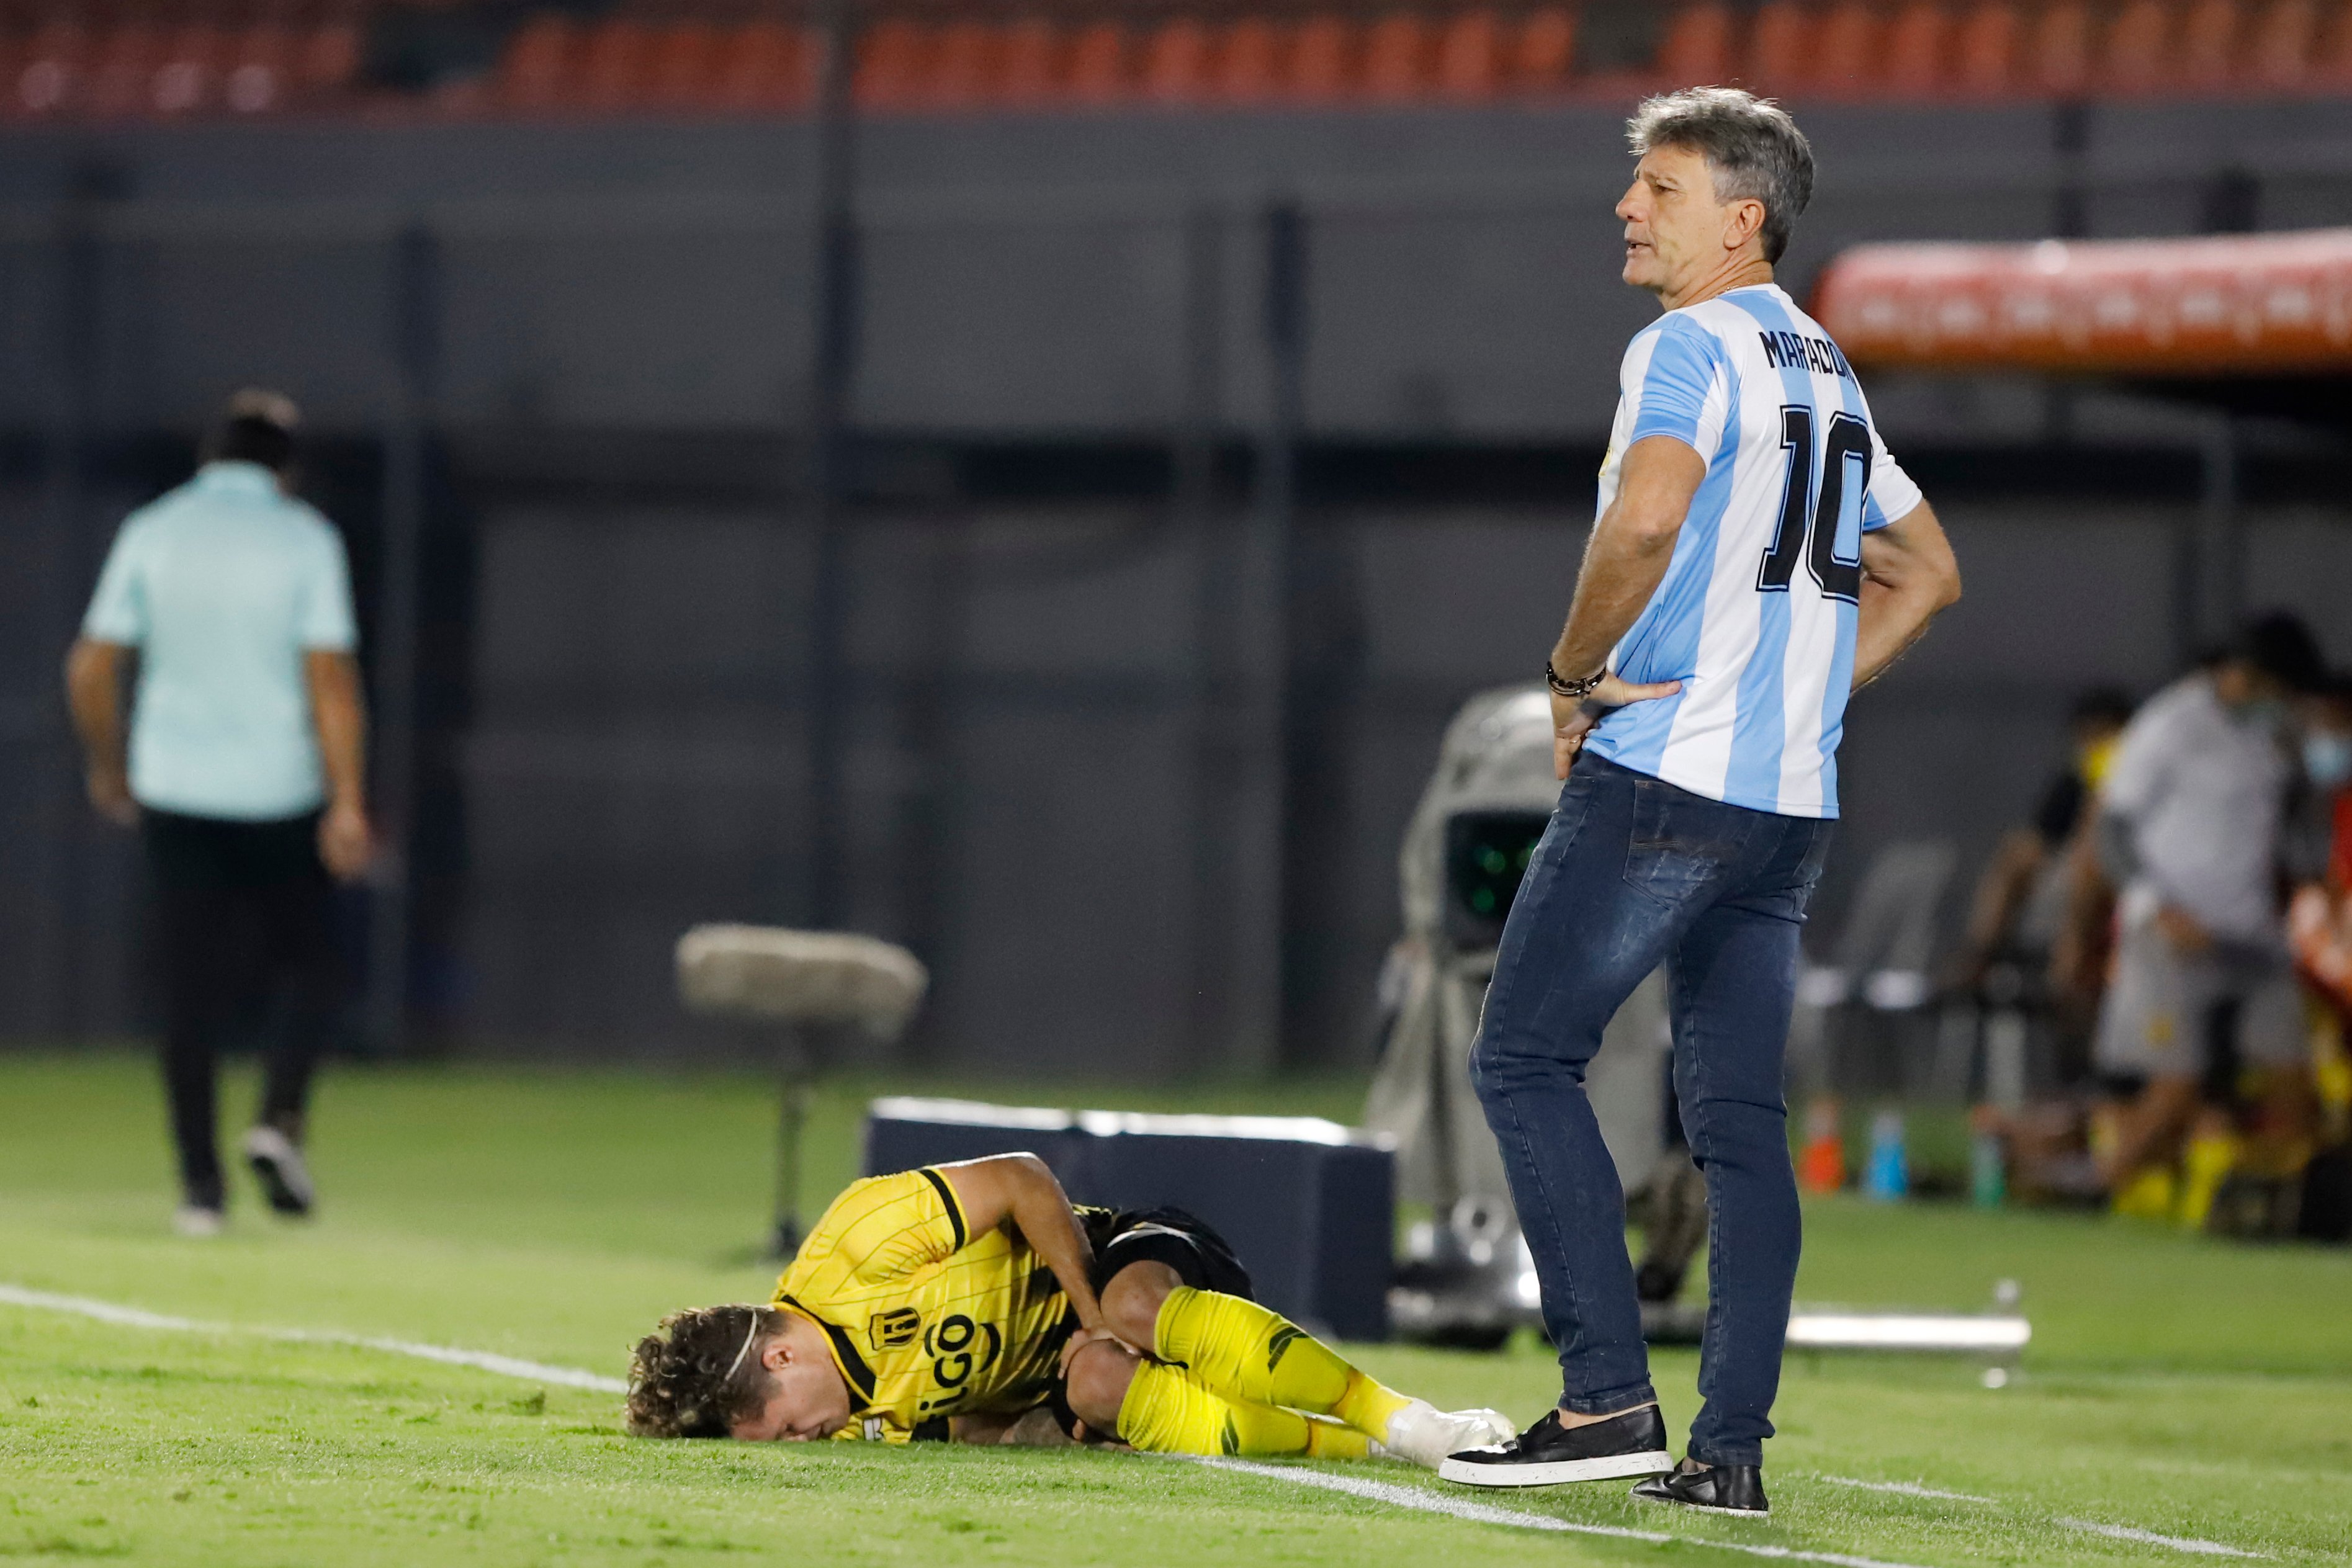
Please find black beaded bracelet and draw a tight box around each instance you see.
[1545,660,1606,701]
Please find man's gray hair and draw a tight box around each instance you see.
[1628,87,1815,266]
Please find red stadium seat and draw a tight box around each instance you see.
[930,20,1005,109]
[2177,0,2243,86]
[10,19,87,116]
[644,22,724,110]
[1291,15,1357,100]
[1747,1,1817,94]
[712,19,810,113]
[2243,0,2320,83]
[998,18,1066,106]
[297,22,361,94]
[1066,22,1129,105]
[579,20,652,112]
[856,19,931,111]
[1813,1,1888,97]
[2309,0,2352,81]
[1511,7,1577,93]
[500,16,579,112]
[1881,2,1953,93]
[1219,17,1289,104]
[152,24,227,115]
[2102,0,2177,92]
[1139,18,1214,104]
[87,22,164,118]
[222,24,295,115]
[1360,13,1435,101]
[1953,2,2022,94]
[1434,10,1504,101]
[1658,2,1735,86]
[2026,1,2094,92]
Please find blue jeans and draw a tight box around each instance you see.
[1471,754,1831,1467]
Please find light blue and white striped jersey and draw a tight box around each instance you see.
[1582,283,1921,819]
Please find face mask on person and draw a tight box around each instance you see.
[2305,731,2352,791]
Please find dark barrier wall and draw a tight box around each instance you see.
[1,97,2347,1074]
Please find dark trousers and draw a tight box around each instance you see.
[1470,755,1832,1468]
[143,809,341,1209]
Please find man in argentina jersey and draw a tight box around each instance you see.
[1442,89,1960,1513]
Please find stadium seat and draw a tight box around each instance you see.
[1511,7,1577,93]
[500,15,579,112]
[711,20,811,113]
[152,24,227,115]
[2026,0,2095,92]
[220,24,294,115]
[1953,2,2022,94]
[1813,1,1889,97]
[1434,10,1504,101]
[1139,18,1215,105]
[1361,12,1435,102]
[1291,14,1357,101]
[2177,0,2244,86]
[297,21,361,95]
[929,20,1005,109]
[12,20,89,115]
[1882,2,1952,93]
[1219,17,1290,104]
[2102,0,2178,92]
[1066,21,1129,104]
[643,22,724,110]
[2243,0,2320,85]
[998,17,1066,107]
[856,19,931,110]
[578,20,652,112]
[1658,1,1735,86]
[86,22,164,119]
[1748,1,1818,94]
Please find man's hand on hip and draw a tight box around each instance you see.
[1552,674,1681,780]
[318,799,374,882]
[85,765,137,827]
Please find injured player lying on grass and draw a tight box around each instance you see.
[627,1153,1511,1466]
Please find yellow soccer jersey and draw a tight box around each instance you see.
[773,1167,1077,1442]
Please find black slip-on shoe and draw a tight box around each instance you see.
[1632,1458,1770,1517]
[1438,1405,1672,1487]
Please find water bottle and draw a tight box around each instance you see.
[1862,1109,1908,1201]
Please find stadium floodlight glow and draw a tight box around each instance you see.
[1785,1312,2031,1353]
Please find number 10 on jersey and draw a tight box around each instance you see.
[1759,406,1868,604]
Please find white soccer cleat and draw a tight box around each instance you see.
[1380,1400,1519,1471]
[243,1125,315,1216]
[171,1204,224,1239]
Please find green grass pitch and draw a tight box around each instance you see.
[1,1053,2347,1566]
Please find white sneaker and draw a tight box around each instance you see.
[172,1204,224,1239]
[242,1126,315,1216]
[1380,1400,1519,1471]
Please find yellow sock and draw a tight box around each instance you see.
[1151,1287,1414,1440]
[1116,1358,1305,1456]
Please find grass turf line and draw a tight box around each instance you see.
[2,1052,2348,1565]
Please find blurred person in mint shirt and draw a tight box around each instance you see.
[65,389,373,1237]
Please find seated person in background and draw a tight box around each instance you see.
[2286,673,2352,1172]
[626,1154,1512,1466]
[2090,614,2323,1222]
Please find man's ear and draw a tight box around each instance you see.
[1725,197,1766,254]
[761,1335,793,1372]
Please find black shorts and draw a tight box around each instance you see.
[1046,1207,1254,1440]
[1083,1206,1255,1301]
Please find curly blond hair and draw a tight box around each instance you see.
[624,1304,776,1438]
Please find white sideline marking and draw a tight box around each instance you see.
[0,1284,2279,1562]
[1190,1458,1935,1568]
[1818,1475,1996,1504]
[2058,1518,2267,1559]
[0,1284,627,1394]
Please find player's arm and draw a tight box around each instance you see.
[303,649,374,882]
[64,638,138,826]
[1852,498,1960,691]
[1545,435,1702,777]
[935,1155,1105,1335]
